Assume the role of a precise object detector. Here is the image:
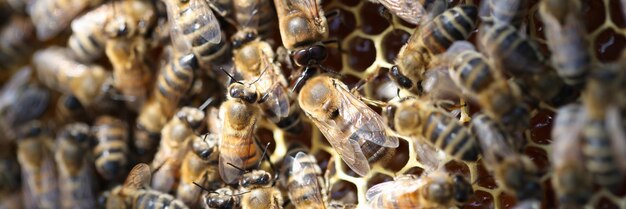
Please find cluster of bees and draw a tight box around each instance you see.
[1,0,625,208]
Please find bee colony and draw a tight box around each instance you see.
[1,0,626,208]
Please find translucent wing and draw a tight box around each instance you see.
[290,152,325,204]
[6,86,50,128]
[22,151,60,209]
[30,0,89,40]
[308,113,370,176]
[260,83,290,121]
[413,140,444,171]
[166,0,222,54]
[0,67,31,112]
[379,0,447,25]
[218,116,256,184]
[471,114,515,165]
[551,104,586,166]
[233,0,260,30]
[334,80,399,148]
[60,161,96,208]
[366,175,421,202]
[218,143,247,184]
[123,163,152,190]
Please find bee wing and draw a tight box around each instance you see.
[365,176,421,202]
[29,0,88,40]
[234,0,260,29]
[0,67,31,112]
[123,163,152,190]
[414,140,444,171]
[288,0,323,22]
[471,114,515,165]
[261,83,290,121]
[218,133,255,184]
[309,115,370,176]
[62,163,96,208]
[378,0,447,25]
[552,104,586,166]
[166,0,222,54]
[335,82,399,148]
[290,152,325,203]
[6,86,50,128]
[23,155,60,209]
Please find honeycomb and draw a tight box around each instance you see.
[0,0,625,208]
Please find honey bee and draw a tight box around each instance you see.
[445,41,530,131]
[383,97,479,162]
[366,171,473,209]
[238,169,284,209]
[298,75,399,176]
[16,121,60,209]
[0,15,37,70]
[177,134,221,208]
[552,104,593,208]
[151,107,206,192]
[202,186,240,209]
[218,84,263,183]
[134,98,168,154]
[232,28,301,134]
[32,46,110,107]
[27,0,102,40]
[233,0,277,39]
[373,0,448,25]
[55,123,96,209]
[389,5,478,94]
[68,0,156,63]
[471,114,543,201]
[153,46,195,118]
[93,115,130,181]
[163,0,230,71]
[105,163,190,209]
[539,0,590,87]
[581,76,625,188]
[274,0,330,68]
[283,151,328,209]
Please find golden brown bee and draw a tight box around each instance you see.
[366,171,473,209]
[153,46,195,118]
[383,97,479,162]
[93,115,130,181]
[581,75,625,188]
[552,104,593,208]
[374,0,448,25]
[134,98,168,154]
[298,75,399,176]
[238,169,284,209]
[55,123,97,209]
[274,0,329,68]
[445,42,530,131]
[539,0,590,87]
[202,186,240,209]
[163,0,230,70]
[68,0,156,63]
[151,107,205,192]
[231,27,302,134]
[471,114,542,201]
[32,46,110,107]
[177,134,221,208]
[218,83,264,184]
[105,163,190,209]
[283,151,328,209]
[16,121,60,209]
[389,5,478,93]
[0,15,37,70]
[27,0,102,40]
[233,0,277,39]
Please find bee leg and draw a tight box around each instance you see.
[459,98,471,123]
[291,66,318,93]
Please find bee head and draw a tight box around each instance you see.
[240,170,273,188]
[292,44,327,67]
[228,83,259,104]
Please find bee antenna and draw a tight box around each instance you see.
[220,67,242,85]
[256,142,271,169]
[199,97,215,111]
[192,182,212,192]
[233,190,251,196]
[227,162,246,172]
[250,63,269,85]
